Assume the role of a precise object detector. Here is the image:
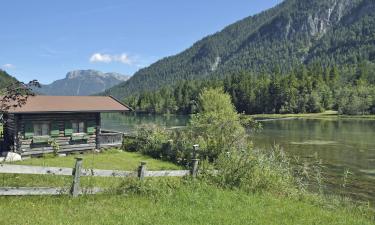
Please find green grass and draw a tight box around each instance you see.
[13,149,180,170]
[0,183,373,225]
[0,150,374,224]
[1,150,180,188]
[250,111,375,121]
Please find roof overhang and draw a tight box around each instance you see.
[1,95,132,114]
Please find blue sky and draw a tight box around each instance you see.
[0,0,282,84]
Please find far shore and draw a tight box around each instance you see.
[247,111,375,121]
[112,110,375,121]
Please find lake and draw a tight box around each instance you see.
[252,118,375,203]
[102,113,375,203]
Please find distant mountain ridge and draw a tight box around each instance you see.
[36,70,129,96]
[104,0,375,99]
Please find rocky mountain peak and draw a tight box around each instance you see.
[36,70,130,96]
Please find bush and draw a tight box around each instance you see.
[202,145,301,196]
[122,88,303,196]
[186,88,253,161]
[123,88,260,166]
[122,125,195,166]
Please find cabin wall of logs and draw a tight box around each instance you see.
[3,114,15,152]
[6,112,101,156]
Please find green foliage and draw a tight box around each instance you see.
[1,182,374,225]
[12,149,180,171]
[122,125,195,166]
[125,125,172,159]
[123,88,259,164]
[0,70,17,92]
[124,79,221,114]
[124,64,375,115]
[113,177,184,198]
[204,146,298,195]
[124,88,301,196]
[48,139,60,156]
[187,88,250,160]
[336,81,375,115]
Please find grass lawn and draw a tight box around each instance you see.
[1,150,180,188]
[0,149,374,224]
[12,149,180,170]
[249,111,375,121]
[0,183,373,225]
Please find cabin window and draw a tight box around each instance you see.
[33,122,50,136]
[72,121,85,134]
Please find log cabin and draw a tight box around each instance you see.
[1,96,130,157]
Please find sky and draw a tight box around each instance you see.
[0,0,282,84]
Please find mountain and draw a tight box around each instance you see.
[0,70,17,90]
[104,0,375,99]
[36,70,129,96]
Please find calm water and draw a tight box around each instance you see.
[102,113,375,202]
[101,113,189,133]
[252,119,375,202]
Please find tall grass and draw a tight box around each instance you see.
[2,179,373,225]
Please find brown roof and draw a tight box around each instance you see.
[5,96,131,114]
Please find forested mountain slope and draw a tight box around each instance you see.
[0,70,17,90]
[104,0,375,99]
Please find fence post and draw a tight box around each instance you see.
[138,161,147,180]
[71,157,83,197]
[193,144,199,159]
[191,159,199,178]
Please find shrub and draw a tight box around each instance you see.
[122,125,169,157]
[202,145,301,196]
[122,88,304,195]
[186,88,253,161]
[122,88,260,166]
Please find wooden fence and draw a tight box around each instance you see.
[0,158,199,197]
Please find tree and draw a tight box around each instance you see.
[0,80,40,113]
[329,66,339,85]
[123,64,375,115]
[188,88,251,160]
[0,80,40,150]
[268,73,282,113]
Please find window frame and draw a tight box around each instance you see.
[33,122,51,137]
[71,121,86,135]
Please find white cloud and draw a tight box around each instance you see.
[90,53,112,63]
[115,54,132,64]
[89,53,133,65]
[1,63,15,69]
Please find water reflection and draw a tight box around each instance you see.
[101,113,190,133]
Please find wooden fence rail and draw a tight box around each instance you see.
[0,153,199,197]
[0,187,103,196]
[0,163,192,178]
